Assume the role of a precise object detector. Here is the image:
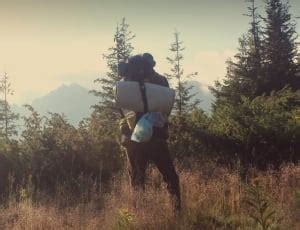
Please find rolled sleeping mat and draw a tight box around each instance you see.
[115,81,175,114]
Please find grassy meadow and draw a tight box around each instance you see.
[0,162,299,230]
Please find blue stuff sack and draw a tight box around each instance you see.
[131,112,165,143]
[146,112,164,128]
[131,114,153,143]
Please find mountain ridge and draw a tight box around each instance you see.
[12,83,99,126]
[12,81,213,126]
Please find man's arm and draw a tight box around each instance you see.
[119,118,131,147]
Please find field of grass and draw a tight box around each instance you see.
[0,162,299,229]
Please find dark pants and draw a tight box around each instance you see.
[125,139,181,210]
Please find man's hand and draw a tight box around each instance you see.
[121,134,131,148]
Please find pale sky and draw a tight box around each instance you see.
[0,0,299,104]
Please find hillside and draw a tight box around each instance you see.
[12,83,98,126]
[12,81,212,127]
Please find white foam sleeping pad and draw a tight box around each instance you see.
[115,81,175,115]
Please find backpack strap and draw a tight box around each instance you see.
[138,80,149,113]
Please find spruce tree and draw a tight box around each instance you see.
[90,18,135,140]
[166,31,202,160]
[211,0,263,105]
[0,72,19,141]
[92,18,135,119]
[261,0,299,92]
[21,104,43,150]
[209,0,300,169]
[166,31,199,115]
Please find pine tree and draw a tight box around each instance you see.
[208,0,300,168]
[89,18,135,144]
[92,18,135,121]
[262,0,299,92]
[245,0,264,95]
[166,31,199,115]
[21,104,43,150]
[166,31,203,160]
[211,0,263,105]
[245,0,262,60]
[0,72,19,141]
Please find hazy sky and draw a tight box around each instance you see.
[0,0,299,104]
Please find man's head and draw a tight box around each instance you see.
[142,53,156,69]
[118,53,156,81]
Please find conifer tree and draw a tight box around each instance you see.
[261,0,299,92]
[89,18,135,142]
[21,104,43,151]
[245,0,262,60]
[209,0,300,168]
[92,18,135,120]
[166,31,199,115]
[166,31,203,160]
[0,72,18,141]
[211,0,263,105]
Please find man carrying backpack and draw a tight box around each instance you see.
[118,53,181,211]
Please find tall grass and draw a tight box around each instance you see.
[0,163,299,229]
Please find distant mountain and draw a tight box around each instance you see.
[13,83,98,126]
[12,81,213,129]
[31,83,98,125]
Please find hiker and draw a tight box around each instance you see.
[118,53,181,210]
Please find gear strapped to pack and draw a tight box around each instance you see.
[117,53,154,115]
